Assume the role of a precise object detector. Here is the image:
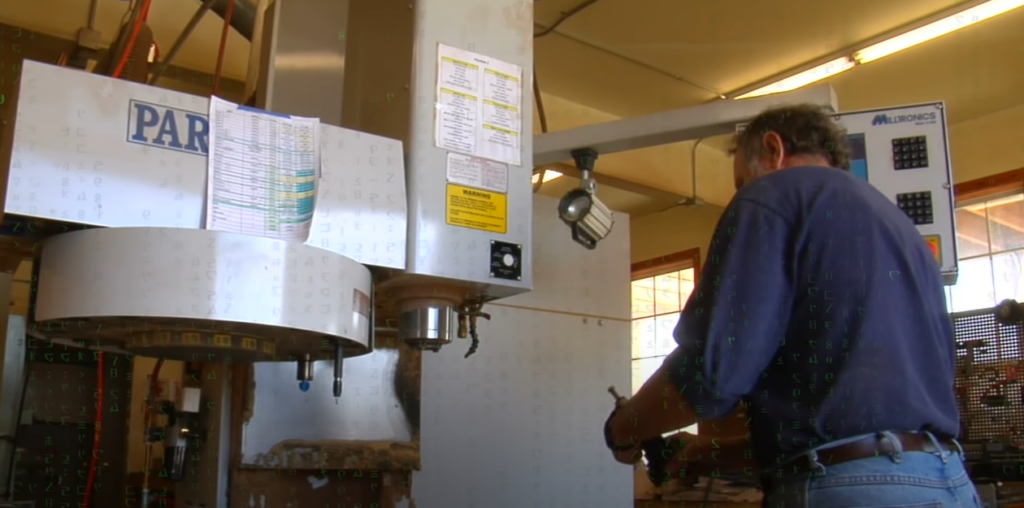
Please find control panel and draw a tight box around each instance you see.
[833,103,958,285]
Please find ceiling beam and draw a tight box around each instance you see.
[533,84,837,166]
[537,163,689,204]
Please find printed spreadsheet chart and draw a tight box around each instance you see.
[205,96,321,242]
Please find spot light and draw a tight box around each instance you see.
[557,148,614,250]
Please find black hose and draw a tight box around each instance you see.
[533,0,605,39]
[464,324,480,358]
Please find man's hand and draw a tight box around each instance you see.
[661,432,760,480]
[604,403,641,464]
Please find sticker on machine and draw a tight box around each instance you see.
[352,288,371,319]
[923,234,942,266]
[445,183,507,234]
[352,288,371,338]
[445,152,508,194]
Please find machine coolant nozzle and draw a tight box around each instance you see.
[297,353,313,392]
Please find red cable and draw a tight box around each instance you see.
[112,0,154,79]
[212,0,235,96]
[82,351,104,508]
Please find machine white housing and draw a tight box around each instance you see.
[3,58,537,357]
[832,103,958,284]
[5,61,409,270]
[35,227,373,361]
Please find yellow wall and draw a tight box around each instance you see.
[949,103,1024,183]
[629,204,725,264]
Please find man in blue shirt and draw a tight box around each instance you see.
[604,104,979,506]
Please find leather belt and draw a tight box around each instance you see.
[780,432,957,477]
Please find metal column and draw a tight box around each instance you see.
[174,364,232,508]
[255,0,349,126]
[0,289,27,499]
[341,0,534,279]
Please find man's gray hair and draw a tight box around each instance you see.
[729,104,851,172]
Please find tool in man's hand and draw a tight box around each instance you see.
[606,386,683,487]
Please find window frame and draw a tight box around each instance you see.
[948,168,1024,313]
[629,248,703,466]
[630,248,701,282]
[954,168,1024,205]
[628,248,701,370]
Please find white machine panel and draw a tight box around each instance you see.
[5,60,408,269]
[414,196,633,508]
[833,103,958,284]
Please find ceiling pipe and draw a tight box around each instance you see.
[207,0,258,41]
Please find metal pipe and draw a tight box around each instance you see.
[211,0,236,96]
[109,0,146,74]
[208,0,258,41]
[87,0,100,29]
[690,138,704,201]
[332,340,344,398]
[150,0,218,84]
[295,354,313,381]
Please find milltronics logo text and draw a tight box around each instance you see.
[871,112,937,126]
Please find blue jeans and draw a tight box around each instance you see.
[763,451,982,508]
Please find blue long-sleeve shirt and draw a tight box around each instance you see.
[664,165,959,470]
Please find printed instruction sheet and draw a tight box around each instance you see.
[445,152,509,194]
[434,43,523,166]
[205,96,321,242]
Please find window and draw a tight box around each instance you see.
[948,191,1024,313]
[630,249,699,435]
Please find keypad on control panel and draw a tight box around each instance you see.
[896,191,933,225]
[892,136,929,170]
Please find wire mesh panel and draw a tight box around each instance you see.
[953,307,1024,445]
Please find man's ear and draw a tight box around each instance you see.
[761,132,784,166]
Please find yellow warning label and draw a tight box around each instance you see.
[241,337,258,351]
[440,88,477,101]
[182,332,201,346]
[483,99,518,113]
[212,334,232,348]
[484,68,519,82]
[441,56,478,70]
[262,341,276,356]
[445,184,507,233]
[923,235,942,266]
[482,123,517,136]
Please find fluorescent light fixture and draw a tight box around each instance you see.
[531,170,563,184]
[734,0,1024,100]
[735,57,855,99]
[855,0,1024,63]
